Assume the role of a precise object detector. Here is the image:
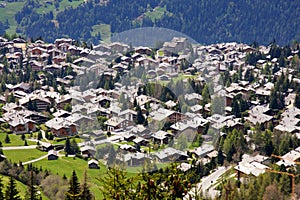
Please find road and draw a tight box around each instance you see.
[184,166,229,199]
[22,154,48,165]
[0,145,37,150]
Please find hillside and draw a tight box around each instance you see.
[2,0,300,45]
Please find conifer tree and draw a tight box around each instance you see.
[0,177,3,200]
[65,170,81,200]
[25,170,40,200]
[81,171,93,200]
[4,176,21,200]
[5,134,10,143]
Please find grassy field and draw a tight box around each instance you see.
[0,1,25,34]
[144,6,172,23]
[0,133,36,147]
[3,148,47,164]
[34,156,105,199]
[0,174,49,199]
[92,24,111,43]
[35,0,83,16]
[0,0,83,34]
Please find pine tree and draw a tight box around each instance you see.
[4,176,21,200]
[65,138,71,155]
[65,170,81,200]
[295,94,300,109]
[25,170,40,200]
[5,134,10,143]
[0,177,3,200]
[135,104,145,124]
[81,171,93,200]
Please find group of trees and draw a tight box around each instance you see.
[10,0,300,45]
[100,161,211,199]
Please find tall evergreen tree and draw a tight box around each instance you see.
[65,170,81,200]
[295,94,300,109]
[0,177,3,200]
[81,171,93,200]
[135,104,145,124]
[25,170,40,200]
[4,176,21,200]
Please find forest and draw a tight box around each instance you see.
[11,0,300,45]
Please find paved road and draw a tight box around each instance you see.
[0,145,37,150]
[184,166,228,199]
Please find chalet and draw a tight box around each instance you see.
[119,109,137,122]
[48,150,58,160]
[9,82,31,93]
[30,60,44,71]
[153,147,188,162]
[66,113,94,126]
[274,107,300,134]
[117,152,150,166]
[234,154,269,180]
[120,144,136,152]
[45,118,77,137]
[133,137,149,146]
[20,95,51,112]
[170,116,208,135]
[39,142,54,152]
[150,108,186,123]
[245,105,273,127]
[105,117,130,132]
[54,38,73,48]
[135,46,152,55]
[81,146,96,158]
[191,144,214,158]
[88,159,100,169]
[276,147,300,167]
[8,117,36,134]
[151,130,173,145]
[43,64,63,73]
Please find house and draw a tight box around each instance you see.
[117,152,150,166]
[9,117,36,134]
[119,109,137,122]
[153,147,188,162]
[245,105,273,127]
[150,108,186,124]
[45,118,77,137]
[191,144,214,158]
[133,137,149,146]
[19,95,51,112]
[81,146,96,158]
[105,117,130,132]
[39,142,54,152]
[170,116,208,135]
[120,144,136,152]
[48,150,58,160]
[88,159,100,169]
[151,130,173,145]
[276,147,300,167]
[234,154,269,180]
[274,107,300,134]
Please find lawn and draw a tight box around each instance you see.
[0,1,25,34]
[0,174,49,200]
[0,133,36,147]
[144,6,172,23]
[35,0,83,17]
[34,156,105,199]
[33,155,145,199]
[92,24,111,43]
[3,148,47,164]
